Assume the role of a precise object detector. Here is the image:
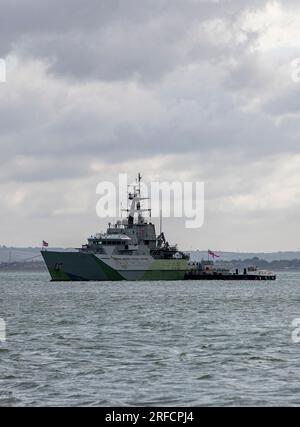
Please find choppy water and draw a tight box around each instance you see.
[1,271,300,406]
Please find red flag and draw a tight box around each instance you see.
[42,241,49,247]
[208,249,219,258]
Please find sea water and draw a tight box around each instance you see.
[1,271,300,406]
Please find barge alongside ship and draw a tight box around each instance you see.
[185,261,276,281]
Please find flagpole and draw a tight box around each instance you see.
[41,241,48,252]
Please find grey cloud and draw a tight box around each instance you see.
[1,0,300,250]
[264,86,300,116]
[2,0,266,82]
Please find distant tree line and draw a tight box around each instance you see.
[216,257,300,271]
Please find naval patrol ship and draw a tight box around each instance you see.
[42,174,190,281]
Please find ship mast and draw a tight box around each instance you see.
[121,173,151,226]
[138,172,142,197]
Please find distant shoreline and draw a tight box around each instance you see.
[1,258,300,273]
[2,247,300,262]
[2,247,300,273]
[0,261,47,272]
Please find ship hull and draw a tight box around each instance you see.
[41,251,189,281]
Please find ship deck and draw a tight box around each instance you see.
[184,272,277,281]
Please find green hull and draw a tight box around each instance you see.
[41,251,189,282]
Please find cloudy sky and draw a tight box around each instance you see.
[1,0,300,251]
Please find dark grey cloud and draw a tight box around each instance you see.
[1,0,265,81]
